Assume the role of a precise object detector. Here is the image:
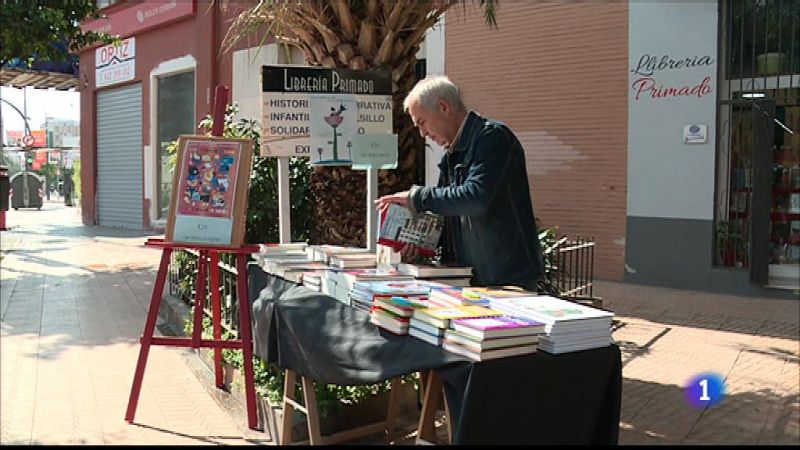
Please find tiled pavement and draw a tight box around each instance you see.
[1,202,798,445]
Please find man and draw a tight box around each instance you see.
[376,76,544,291]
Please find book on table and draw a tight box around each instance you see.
[487,295,613,331]
[429,287,490,307]
[408,326,443,346]
[443,329,540,351]
[412,304,503,329]
[328,253,377,269]
[461,286,538,299]
[450,315,546,339]
[397,263,473,278]
[377,204,443,257]
[370,307,410,335]
[408,318,446,337]
[442,340,538,361]
[373,296,416,317]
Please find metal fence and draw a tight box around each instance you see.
[552,236,599,308]
[168,249,241,335]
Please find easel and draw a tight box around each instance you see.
[125,86,261,430]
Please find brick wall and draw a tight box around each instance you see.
[446,2,629,280]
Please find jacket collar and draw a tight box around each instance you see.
[448,110,481,154]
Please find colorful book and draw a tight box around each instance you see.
[408,318,446,337]
[461,286,537,299]
[429,288,489,306]
[412,305,503,329]
[377,204,443,257]
[443,329,540,351]
[450,316,546,340]
[373,296,416,317]
[442,340,538,362]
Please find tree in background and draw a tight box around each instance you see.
[221,0,498,246]
[0,0,114,65]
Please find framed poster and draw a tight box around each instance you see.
[165,135,254,248]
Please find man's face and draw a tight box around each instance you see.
[408,98,457,147]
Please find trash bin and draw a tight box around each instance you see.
[0,165,9,212]
[9,171,45,210]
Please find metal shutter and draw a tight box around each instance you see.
[97,84,143,228]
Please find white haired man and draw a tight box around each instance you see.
[376,76,543,291]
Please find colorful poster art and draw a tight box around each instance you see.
[165,136,254,248]
[176,140,240,218]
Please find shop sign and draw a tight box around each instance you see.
[261,66,394,165]
[630,53,715,101]
[81,1,196,39]
[96,37,135,88]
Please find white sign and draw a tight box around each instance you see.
[683,124,707,144]
[261,66,392,157]
[351,133,398,170]
[96,37,136,88]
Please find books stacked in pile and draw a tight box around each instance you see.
[428,287,490,308]
[487,295,614,354]
[442,316,545,361]
[328,253,378,269]
[301,271,324,292]
[254,243,319,282]
[350,280,433,313]
[397,263,473,287]
[326,268,415,306]
[306,245,371,264]
[370,296,415,335]
[409,305,502,348]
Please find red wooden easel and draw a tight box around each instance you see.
[125,86,261,430]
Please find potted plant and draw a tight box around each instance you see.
[716,221,742,267]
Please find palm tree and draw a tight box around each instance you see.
[222,0,498,246]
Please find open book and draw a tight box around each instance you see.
[377,204,443,257]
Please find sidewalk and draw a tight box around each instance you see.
[1,201,798,445]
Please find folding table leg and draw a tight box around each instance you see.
[236,254,259,429]
[209,251,223,388]
[301,376,323,445]
[417,370,443,444]
[281,369,298,444]
[125,248,173,423]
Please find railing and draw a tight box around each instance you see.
[553,236,600,308]
[168,249,241,335]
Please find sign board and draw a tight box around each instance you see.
[6,130,47,147]
[165,136,254,248]
[261,66,393,162]
[81,0,196,38]
[351,133,398,170]
[96,37,135,88]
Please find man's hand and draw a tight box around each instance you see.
[374,190,410,215]
[399,243,421,262]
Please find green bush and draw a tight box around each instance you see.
[72,159,81,200]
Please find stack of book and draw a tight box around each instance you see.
[328,252,378,269]
[350,280,433,313]
[487,295,614,354]
[326,268,415,306]
[369,296,416,335]
[265,261,330,283]
[442,316,545,361]
[397,263,473,287]
[301,271,324,291]
[409,305,502,348]
[306,245,371,264]
[428,287,490,308]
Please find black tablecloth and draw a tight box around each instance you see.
[248,264,621,444]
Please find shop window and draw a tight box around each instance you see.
[156,70,195,220]
[716,0,799,279]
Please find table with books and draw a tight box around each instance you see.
[247,261,622,445]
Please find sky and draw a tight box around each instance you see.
[0,86,80,144]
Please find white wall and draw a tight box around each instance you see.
[627,0,718,220]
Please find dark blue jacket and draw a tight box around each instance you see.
[410,111,544,291]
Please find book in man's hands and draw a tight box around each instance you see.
[378,204,443,257]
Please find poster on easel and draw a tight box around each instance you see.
[165,135,254,248]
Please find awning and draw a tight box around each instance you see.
[1,67,79,91]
